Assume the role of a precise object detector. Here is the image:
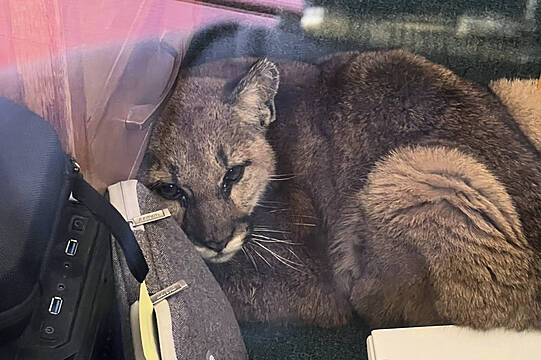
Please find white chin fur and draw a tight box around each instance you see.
[195,233,245,263]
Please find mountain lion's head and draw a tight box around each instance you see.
[139,59,280,263]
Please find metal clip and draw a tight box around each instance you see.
[150,280,188,305]
[129,209,171,227]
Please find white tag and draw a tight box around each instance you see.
[130,209,171,227]
[109,180,144,231]
[154,300,177,360]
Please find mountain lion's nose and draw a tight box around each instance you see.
[206,240,228,252]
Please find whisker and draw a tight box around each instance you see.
[292,222,317,227]
[269,209,288,213]
[268,177,296,181]
[269,173,296,178]
[242,247,258,272]
[251,233,287,242]
[252,228,291,234]
[251,237,302,246]
[292,214,319,220]
[252,241,303,267]
[259,200,287,204]
[252,242,305,273]
[249,245,273,269]
[255,204,282,209]
[286,247,303,263]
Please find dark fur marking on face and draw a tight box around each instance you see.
[217,145,228,167]
[168,164,179,183]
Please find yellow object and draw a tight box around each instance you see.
[139,281,161,360]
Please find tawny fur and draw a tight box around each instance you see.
[337,146,539,329]
[139,50,541,330]
[490,78,541,152]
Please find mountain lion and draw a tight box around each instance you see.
[138,50,541,330]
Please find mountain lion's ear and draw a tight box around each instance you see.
[229,58,280,127]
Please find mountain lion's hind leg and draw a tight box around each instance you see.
[334,146,540,329]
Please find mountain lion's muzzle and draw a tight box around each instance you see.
[182,202,250,263]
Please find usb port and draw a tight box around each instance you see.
[65,239,78,256]
[48,297,63,315]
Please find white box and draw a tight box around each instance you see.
[367,325,541,360]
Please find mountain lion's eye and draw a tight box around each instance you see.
[153,182,189,207]
[221,165,245,198]
[224,165,245,183]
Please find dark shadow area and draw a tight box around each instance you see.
[185,0,540,85]
[241,317,371,360]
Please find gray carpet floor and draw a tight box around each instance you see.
[241,321,371,360]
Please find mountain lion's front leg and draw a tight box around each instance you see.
[209,253,354,327]
[332,145,540,330]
